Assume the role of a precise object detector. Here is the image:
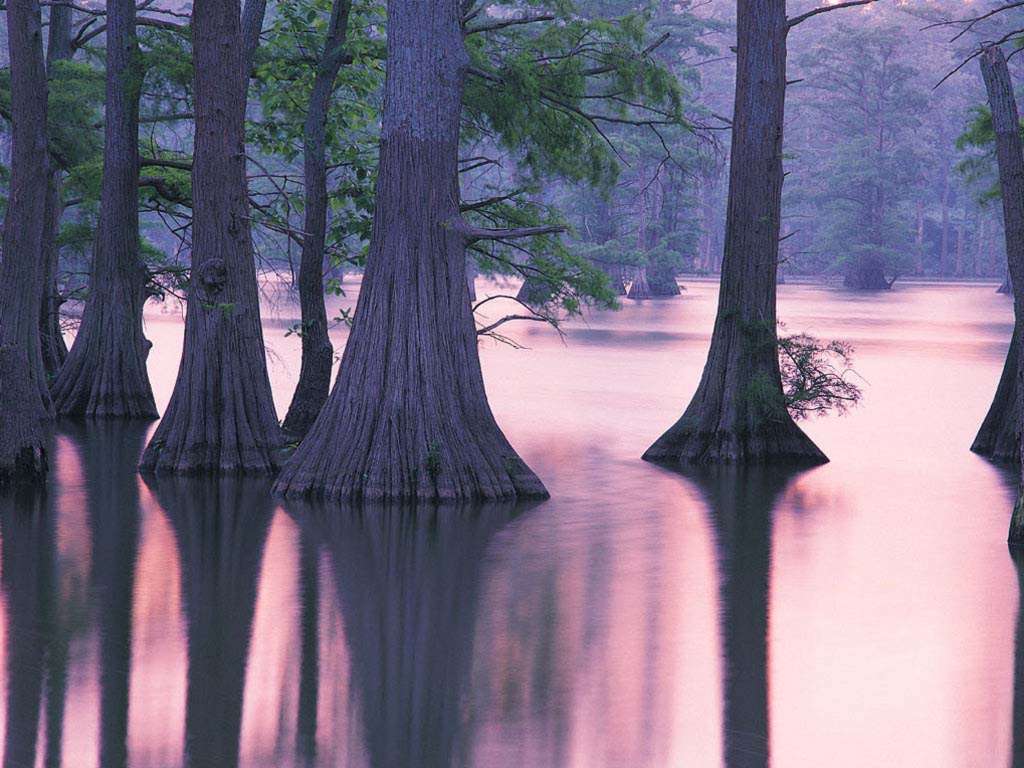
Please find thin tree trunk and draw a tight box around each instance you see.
[241,0,267,80]
[643,0,825,466]
[39,3,72,379]
[140,0,283,473]
[979,45,1024,547]
[51,0,157,419]
[282,0,352,440]
[0,0,52,479]
[274,0,547,500]
[940,164,951,275]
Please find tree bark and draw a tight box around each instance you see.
[843,254,893,290]
[140,0,283,473]
[627,266,652,299]
[274,0,547,500]
[979,45,1024,547]
[0,0,53,478]
[643,0,826,467]
[648,264,682,296]
[51,0,157,419]
[39,3,72,379]
[973,325,1021,462]
[282,0,352,440]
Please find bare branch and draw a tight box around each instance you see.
[786,0,880,31]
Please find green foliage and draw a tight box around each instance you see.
[778,332,863,420]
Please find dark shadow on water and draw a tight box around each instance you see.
[1010,547,1024,767]
[63,421,149,768]
[658,464,805,768]
[0,485,56,768]
[284,499,532,768]
[141,474,275,768]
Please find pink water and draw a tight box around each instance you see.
[1,279,1018,768]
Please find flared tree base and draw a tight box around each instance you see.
[274,432,549,501]
[643,414,828,467]
[972,325,1020,463]
[0,347,48,482]
[1011,486,1024,549]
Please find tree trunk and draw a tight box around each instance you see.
[979,45,1024,547]
[648,264,682,296]
[1003,275,1015,295]
[273,0,547,500]
[643,0,825,467]
[973,325,1020,462]
[241,0,267,79]
[0,0,53,478]
[627,266,653,299]
[1009,549,1024,768]
[51,0,157,419]
[844,255,892,290]
[282,0,352,441]
[940,163,951,275]
[140,0,283,474]
[39,3,72,380]
[515,271,554,306]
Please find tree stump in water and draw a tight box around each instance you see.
[516,275,554,306]
[844,257,894,290]
[0,347,47,482]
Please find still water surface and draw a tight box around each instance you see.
[1,280,1020,768]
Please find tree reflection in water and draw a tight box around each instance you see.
[143,475,274,768]
[286,501,522,768]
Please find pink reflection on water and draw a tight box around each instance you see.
[0,279,1018,767]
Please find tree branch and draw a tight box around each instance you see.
[786,0,879,30]
[450,217,565,242]
[465,13,554,35]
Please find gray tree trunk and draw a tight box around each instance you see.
[643,0,825,466]
[52,0,157,419]
[40,4,72,379]
[282,0,352,440]
[140,0,283,473]
[274,0,547,500]
[979,45,1024,547]
[627,266,652,300]
[0,0,53,479]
